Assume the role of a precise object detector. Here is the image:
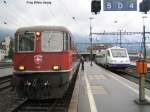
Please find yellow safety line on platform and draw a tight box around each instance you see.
[84,71,98,112]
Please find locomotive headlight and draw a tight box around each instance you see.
[36,32,41,36]
[18,65,25,71]
[52,65,61,71]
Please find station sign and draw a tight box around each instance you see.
[104,0,137,11]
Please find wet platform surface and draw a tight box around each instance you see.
[0,68,12,77]
[69,62,150,112]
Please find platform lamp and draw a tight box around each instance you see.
[89,17,94,66]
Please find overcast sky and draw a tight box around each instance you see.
[0,0,150,38]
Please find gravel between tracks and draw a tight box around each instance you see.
[0,89,18,112]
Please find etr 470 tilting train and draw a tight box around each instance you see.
[95,46,130,69]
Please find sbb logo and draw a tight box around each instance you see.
[34,55,43,64]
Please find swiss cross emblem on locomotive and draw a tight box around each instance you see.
[34,55,43,64]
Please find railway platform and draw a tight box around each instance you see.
[69,62,150,112]
[0,68,13,77]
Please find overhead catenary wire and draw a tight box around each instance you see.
[0,0,30,28]
[43,1,55,18]
[2,0,33,26]
[94,11,146,47]
[0,1,20,28]
[109,12,150,44]
[57,0,82,32]
[92,12,129,45]
[55,0,86,38]
[31,0,70,26]
[1,0,77,29]
[59,0,76,21]
[0,16,20,28]
[1,0,58,27]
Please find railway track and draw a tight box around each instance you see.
[0,75,12,91]
[0,62,12,69]
[125,65,150,82]
[6,68,79,112]
[111,67,150,90]
[11,99,60,112]
[10,96,70,112]
[0,66,12,69]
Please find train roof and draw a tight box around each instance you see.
[96,46,127,54]
[108,46,126,50]
[16,26,70,33]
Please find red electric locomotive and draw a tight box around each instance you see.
[13,26,79,99]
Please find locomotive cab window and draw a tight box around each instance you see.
[42,31,69,52]
[111,49,127,57]
[96,54,103,58]
[16,32,35,52]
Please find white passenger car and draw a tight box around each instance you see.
[95,46,130,68]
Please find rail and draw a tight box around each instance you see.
[7,67,79,112]
[0,75,12,91]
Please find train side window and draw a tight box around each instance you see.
[15,34,18,52]
[63,33,67,51]
[67,33,70,50]
[102,53,105,57]
[63,32,71,51]
[69,35,71,50]
[107,50,110,57]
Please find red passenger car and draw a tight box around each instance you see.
[13,26,79,99]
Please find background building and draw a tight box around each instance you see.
[0,49,5,61]
[0,36,11,60]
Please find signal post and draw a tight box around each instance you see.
[135,59,150,105]
[135,19,150,105]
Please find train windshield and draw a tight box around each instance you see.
[16,32,35,52]
[42,31,66,52]
[111,49,127,57]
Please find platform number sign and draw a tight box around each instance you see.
[104,0,137,11]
